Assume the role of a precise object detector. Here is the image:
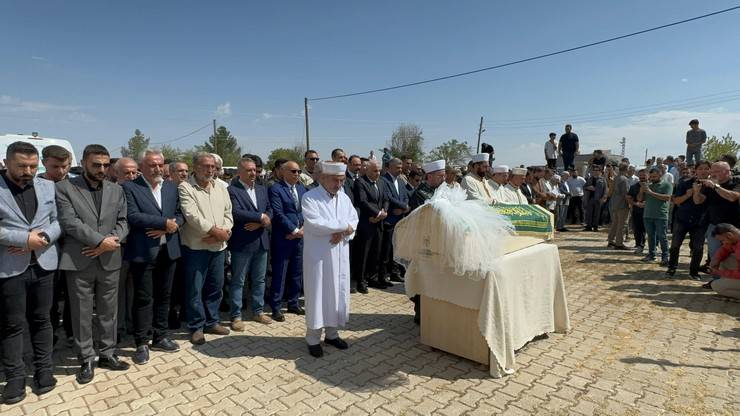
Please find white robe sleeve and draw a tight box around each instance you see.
[303,195,352,236]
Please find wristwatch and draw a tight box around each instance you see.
[714,183,720,189]
[39,232,50,244]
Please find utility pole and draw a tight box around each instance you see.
[476,116,484,153]
[212,119,217,154]
[619,137,626,158]
[304,97,310,150]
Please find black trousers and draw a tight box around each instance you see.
[668,220,707,274]
[353,225,383,285]
[631,208,645,248]
[379,224,401,279]
[50,270,73,338]
[568,196,584,224]
[0,265,54,380]
[128,247,177,346]
[169,258,186,318]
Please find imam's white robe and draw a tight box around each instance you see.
[461,173,494,204]
[498,183,530,205]
[302,185,359,330]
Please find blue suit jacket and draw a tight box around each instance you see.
[381,172,409,226]
[268,180,306,247]
[228,178,271,252]
[122,176,183,263]
[0,175,61,277]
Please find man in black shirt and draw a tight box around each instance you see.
[557,124,579,170]
[693,161,740,264]
[666,161,710,279]
[626,169,647,254]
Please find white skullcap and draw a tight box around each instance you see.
[471,153,489,164]
[492,165,509,173]
[422,159,445,173]
[551,175,561,181]
[511,167,527,176]
[320,162,346,175]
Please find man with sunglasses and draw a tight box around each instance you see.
[56,144,130,384]
[268,160,307,321]
[300,150,320,187]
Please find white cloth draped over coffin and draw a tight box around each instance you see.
[393,185,515,280]
[404,244,571,377]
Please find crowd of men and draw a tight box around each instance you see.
[0,116,738,405]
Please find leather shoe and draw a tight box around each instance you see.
[272,311,285,322]
[76,362,94,384]
[33,371,57,395]
[378,278,393,288]
[324,337,349,350]
[2,378,26,404]
[151,338,180,352]
[307,343,324,358]
[98,355,130,371]
[389,274,404,283]
[287,306,305,315]
[204,324,230,336]
[357,283,368,294]
[190,330,205,345]
[133,345,149,365]
[350,287,357,294]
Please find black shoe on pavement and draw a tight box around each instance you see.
[76,362,94,384]
[324,337,349,350]
[699,265,710,274]
[287,306,305,315]
[272,311,285,322]
[660,258,669,267]
[368,280,386,289]
[613,245,629,250]
[665,268,676,278]
[357,283,369,294]
[389,274,405,283]
[151,338,180,352]
[33,371,57,395]
[98,355,130,371]
[350,287,357,294]
[2,378,26,404]
[308,343,324,358]
[689,273,703,281]
[133,345,149,365]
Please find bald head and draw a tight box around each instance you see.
[711,161,732,183]
[115,157,138,183]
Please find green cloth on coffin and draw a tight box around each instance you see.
[489,204,554,240]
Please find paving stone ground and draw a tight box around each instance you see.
[1,230,738,415]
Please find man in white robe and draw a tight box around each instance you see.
[489,165,509,203]
[499,167,530,205]
[461,153,495,204]
[302,162,359,358]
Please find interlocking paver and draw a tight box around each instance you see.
[0,231,737,415]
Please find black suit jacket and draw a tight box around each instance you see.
[353,175,389,233]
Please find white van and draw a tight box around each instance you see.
[0,132,78,173]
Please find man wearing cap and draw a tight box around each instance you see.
[685,119,707,165]
[408,159,446,324]
[461,153,495,204]
[499,168,529,205]
[301,162,359,357]
[489,165,509,203]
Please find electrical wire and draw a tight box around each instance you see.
[309,5,740,101]
[150,122,212,145]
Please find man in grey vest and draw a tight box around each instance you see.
[56,144,130,384]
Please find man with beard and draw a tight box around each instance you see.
[693,161,740,268]
[122,150,183,364]
[56,144,130,384]
[461,153,494,204]
[583,166,607,231]
[626,169,647,254]
[301,162,359,357]
[488,165,508,202]
[300,150,320,187]
[408,160,446,324]
[0,142,62,403]
[666,161,710,279]
[380,158,409,284]
[499,167,529,204]
[641,167,673,265]
[179,153,233,345]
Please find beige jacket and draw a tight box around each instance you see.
[178,176,233,252]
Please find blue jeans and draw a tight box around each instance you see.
[644,217,668,259]
[686,147,702,165]
[229,248,268,318]
[183,247,225,332]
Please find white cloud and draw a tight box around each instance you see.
[681,78,688,83]
[0,95,82,113]
[31,56,48,62]
[261,112,273,119]
[215,102,232,117]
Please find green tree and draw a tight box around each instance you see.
[266,146,304,171]
[160,144,182,162]
[121,129,150,158]
[388,123,424,162]
[179,148,200,165]
[703,133,739,162]
[426,139,473,167]
[198,125,241,166]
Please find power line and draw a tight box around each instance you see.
[150,122,212,145]
[309,5,740,101]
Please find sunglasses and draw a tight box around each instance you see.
[289,169,302,174]
[306,157,319,161]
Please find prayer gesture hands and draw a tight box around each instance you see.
[82,236,120,258]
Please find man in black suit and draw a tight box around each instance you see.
[352,159,389,292]
[122,150,184,365]
[343,154,362,292]
[380,158,409,284]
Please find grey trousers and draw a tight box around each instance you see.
[608,208,630,246]
[66,262,120,362]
